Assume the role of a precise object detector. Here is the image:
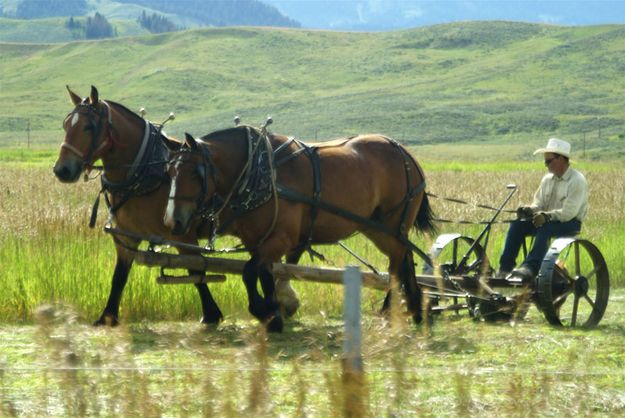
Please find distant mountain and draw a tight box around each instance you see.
[264,0,625,31]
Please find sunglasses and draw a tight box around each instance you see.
[544,156,560,165]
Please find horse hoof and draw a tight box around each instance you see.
[200,312,223,325]
[93,314,119,327]
[412,312,432,326]
[275,280,300,319]
[266,315,284,333]
[280,300,300,319]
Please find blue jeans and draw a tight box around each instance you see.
[499,219,581,274]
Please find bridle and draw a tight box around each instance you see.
[168,144,220,220]
[61,100,116,170]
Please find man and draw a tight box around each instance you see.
[498,137,588,281]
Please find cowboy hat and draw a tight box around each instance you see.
[533,137,571,158]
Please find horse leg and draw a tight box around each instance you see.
[381,291,392,314]
[192,278,223,325]
[94,246,133,326]
[242,255,271,322]
[243,232,293,331]
[398,251,423,324]
[259,265,284,333]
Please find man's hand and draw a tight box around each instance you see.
[532,211,551,227]
[516,206,534,219]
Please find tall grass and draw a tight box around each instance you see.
[1,163,624,416]
[0,162,623,323]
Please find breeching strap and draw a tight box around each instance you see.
[275,181,431,263]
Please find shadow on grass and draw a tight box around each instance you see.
[125,319,345,360]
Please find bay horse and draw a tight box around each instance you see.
[53,86,300,326]
[164,125,435,332]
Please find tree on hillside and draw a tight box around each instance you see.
[138,11,180,34]
[116,0,300,28]
[16,0,87,19]
[66,17,81,30]
[85,13,115,39]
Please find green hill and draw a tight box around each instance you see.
[0,0,299,40]
[1,21,624,160]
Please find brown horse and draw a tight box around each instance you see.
[53,86,299,326]
[164,125,434,332]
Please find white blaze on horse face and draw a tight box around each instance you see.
[70,112,79,128]
[164,180,178,226]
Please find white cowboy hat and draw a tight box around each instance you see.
[533,137,571,158]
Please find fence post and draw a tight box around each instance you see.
[342,266,365,416]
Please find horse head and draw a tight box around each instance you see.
[54,85,113,182]
[164,133,217,235]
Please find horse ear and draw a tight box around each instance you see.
[184,133,198,150]
[89,85,99,105]
[66,85,82,105]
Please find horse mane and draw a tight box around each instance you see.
[106,100,144,123]
[107,100,182,150]
[199,125,255,142]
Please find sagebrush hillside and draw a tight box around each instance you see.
[1,21,624,159]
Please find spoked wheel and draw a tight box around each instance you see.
[423,233,491,276]
[420,234,491,317]
[536,238,610,328]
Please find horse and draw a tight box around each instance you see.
[53,86,300,326]
[164,124,435,332]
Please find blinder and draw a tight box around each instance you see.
[168,145,219,219]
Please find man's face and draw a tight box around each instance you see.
[544,152,567,175]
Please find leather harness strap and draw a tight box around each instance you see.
[273,135,428,260]
[195,130,429,261]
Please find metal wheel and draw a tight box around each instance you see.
[420,234,490,317]
[423,233,491,277]
[536,238,609,328]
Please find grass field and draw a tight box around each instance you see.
[1,144,624,417]
[1,296,624,416]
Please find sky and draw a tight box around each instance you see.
[264,0,625,30]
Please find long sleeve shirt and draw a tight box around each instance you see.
[530,167,588,222]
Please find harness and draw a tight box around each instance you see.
[275,135,429,261]
[100,121,170,216]
[181,127,428,259]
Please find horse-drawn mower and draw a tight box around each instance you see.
[114,183,609,328]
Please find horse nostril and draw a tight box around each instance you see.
[53,165,70,180]
[53,162,81,183]
[172,220,186,236]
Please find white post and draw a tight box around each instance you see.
[342,266,365,416]
[343,266,362,372]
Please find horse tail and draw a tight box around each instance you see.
[415,192,437,234]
